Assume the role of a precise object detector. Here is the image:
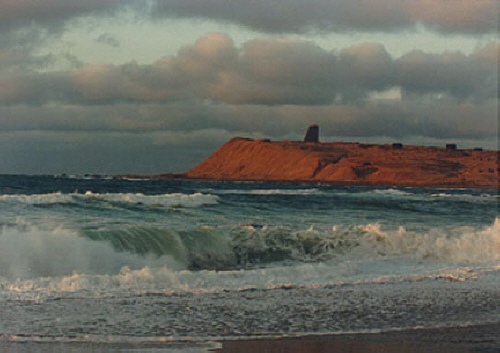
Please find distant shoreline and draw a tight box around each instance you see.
[116,174,500,190]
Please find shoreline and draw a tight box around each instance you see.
[2,323,499,352]
[216,322,500,353]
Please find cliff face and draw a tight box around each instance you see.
[185,138,499,189]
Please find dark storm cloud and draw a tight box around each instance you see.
[152,0,497,35]
[0,34,496,106]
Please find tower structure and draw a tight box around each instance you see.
[304,124,319,143]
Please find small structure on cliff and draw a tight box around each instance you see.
[446,144,457,150]
[304,124,319,142]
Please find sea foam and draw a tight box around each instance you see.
[0,191,218,208]
[359,217,500,262]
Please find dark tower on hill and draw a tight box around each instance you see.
[304,124,319,143]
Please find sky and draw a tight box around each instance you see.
[0,0,498,175]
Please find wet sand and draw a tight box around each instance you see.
[3,323,499,352]
[217,323,500,353]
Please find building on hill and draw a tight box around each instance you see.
[304,124,319,142]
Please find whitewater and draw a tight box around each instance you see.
[0,175,499,351]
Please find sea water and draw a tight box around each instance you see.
[0,175,499,350]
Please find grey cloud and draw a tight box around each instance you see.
[0,0,132,30]
[340,43,394,91]
[0,28,56,72]
[0,35,496,106]
[396,43,499,100]
[1,97,496,141]
[0,101,225,132]
[212,37,338,105]
[0,71,78,105]
[246,99,498,141]
[96,33,121,48]
[0,0,495,38]
[152,0,497,35]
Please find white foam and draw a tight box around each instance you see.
[0,224,180,280]
[209,188,320,195]
[81,191,218,208]
[0,191,218,208]
[0,192,73,204]
[359,217,500,263]
[430,192,498,200]
[372,188,412,196]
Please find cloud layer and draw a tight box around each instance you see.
[152,0,497,35]
[0,0,129,30]
[0,0,496,35]
[1,34,497,107]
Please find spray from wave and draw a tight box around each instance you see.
[0,224,181,279]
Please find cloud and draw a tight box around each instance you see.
[0,0,129,30]
[96,33,121,48]
[0,96,496,141]
[396,42,498,100]
[212,37,338,105]
[152,0,497,35]
[0,34,496,106]
[1,1,494,36]
[408,0,497,35]
[0,28,56,73]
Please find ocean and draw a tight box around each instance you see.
[0,174,499,352]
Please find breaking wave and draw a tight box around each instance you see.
[1,218,498,300]
[1,218,498,280]
[0,224,181,279]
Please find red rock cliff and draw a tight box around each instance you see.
[185,138,499,189]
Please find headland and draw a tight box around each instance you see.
[180,137,498,189]
[119,134,499,189]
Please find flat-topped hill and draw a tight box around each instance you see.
[184,137,499,189]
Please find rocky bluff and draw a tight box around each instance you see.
[184,137,499,189]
